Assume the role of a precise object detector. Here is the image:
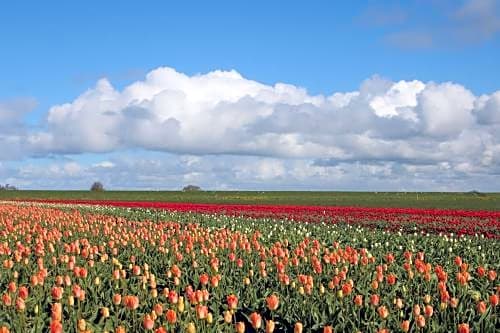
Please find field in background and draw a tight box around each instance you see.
[1,190,499,210]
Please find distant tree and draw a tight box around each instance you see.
[90,181,105,192]
[182,185,201,192]
[0,184,17,191]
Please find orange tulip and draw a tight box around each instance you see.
[170,264,181,278]
[416,314,426,328]
[413,304,421,316]
[51,286,63,300]
[378,305,389,319]
[113,294,122,305]
[211,276,219,287]
[294,322,303,333]
[386,273,396,285]
[341,283,352,295]
[2,294,12,307]
[153,303,163,316]
[227,294,238,310]
[235,322,245,333]
[51,303,62,322]
[7,282,16,293]
[395,298,404,309]
[323,326,333,333]
[77,319,86,331]
[490,294,499,307]
[123,295,139,310]
[15,298,25,312]
[424,305,433,317]
[370,294,380,306]
[196,304,208,320]
[249,312,262,329]
[166,309,177,324]
[266,320,275,333]
[199,273,209,285]
[115,326,126,333]
[457,323,470,333]
[266,294,279,311]
[100,307,110,318]
[168,290,178,304]
[50,320,63,333]
[354,294,363,306]
[18,286,29,300]
[477,301,486,314]
[143,314,154,330]
[400,320,410,332]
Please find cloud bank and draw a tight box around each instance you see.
[1,66,500,190]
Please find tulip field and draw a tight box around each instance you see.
[0,201,499,332]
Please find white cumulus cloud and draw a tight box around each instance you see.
[23,67,499,170]
[1,66,499,190]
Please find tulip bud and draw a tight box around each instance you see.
[78,319,86,332]
[224,310,232,323]
[400,320,410,332]
[471,291,481,302]
[266,320,275,333]
[177,300,185,312]
[416,315,426,328]
[235,322,245,333]
[101,307,110,318]
[16,298,25,312]
[186,322,195,333]
[143,314,154,330]
[294,322,303,333]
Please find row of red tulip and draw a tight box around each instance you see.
[12,199,500,238]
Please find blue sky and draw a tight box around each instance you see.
[1,0,499,190]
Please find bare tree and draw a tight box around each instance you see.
[90,181,105,192]
[0,184,17,191]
